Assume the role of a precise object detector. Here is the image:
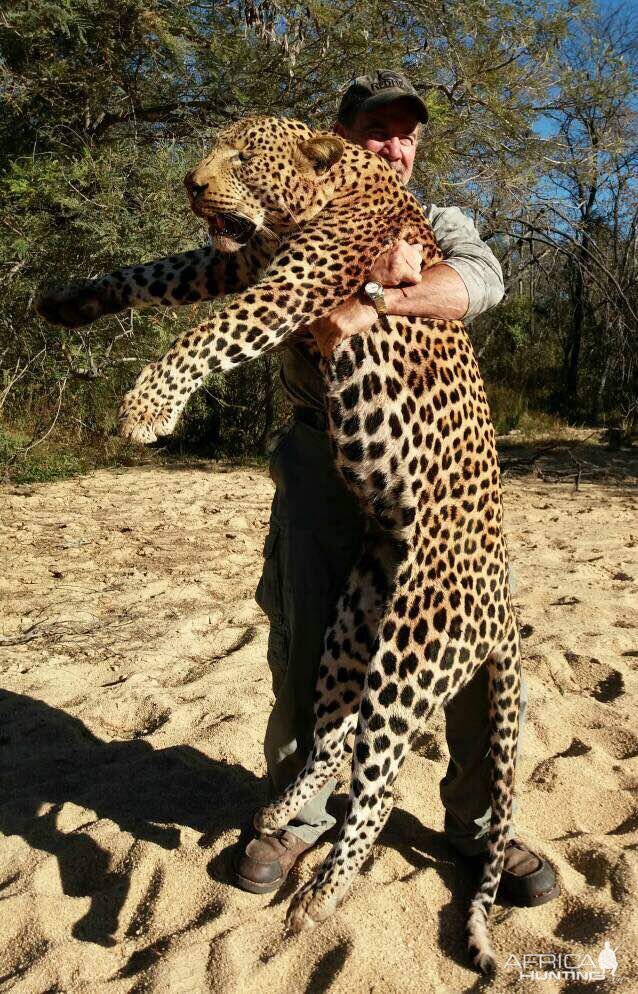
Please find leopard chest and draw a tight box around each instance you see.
[321,318,503,555]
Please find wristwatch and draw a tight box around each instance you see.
[363,280,388,316]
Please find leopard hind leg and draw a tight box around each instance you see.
[254,537,395,835]
[466,622,522,976]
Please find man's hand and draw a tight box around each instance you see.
[370,239,423,287]
[309,239,426,358]
[310,294,378,358]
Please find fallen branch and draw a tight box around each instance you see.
[0,610,139,648]
[536,464,628,484]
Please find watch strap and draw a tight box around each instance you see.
[364,281,388,316]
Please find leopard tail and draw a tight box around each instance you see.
[466,630,521,976]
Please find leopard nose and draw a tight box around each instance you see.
[189,181,209,199]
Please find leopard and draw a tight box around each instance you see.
[37,115,521,976]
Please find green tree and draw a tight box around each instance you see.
[7,0,629,471]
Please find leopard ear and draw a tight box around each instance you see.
[297,135,345,175]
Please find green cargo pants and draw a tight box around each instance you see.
[255,420,527,853]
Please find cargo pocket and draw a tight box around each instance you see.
[255,523,289,695]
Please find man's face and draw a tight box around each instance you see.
[335,99,420,185]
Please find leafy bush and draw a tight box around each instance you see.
[485,386,527,435]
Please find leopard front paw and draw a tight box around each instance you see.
[36,283,117,328]
[118,363,185,444]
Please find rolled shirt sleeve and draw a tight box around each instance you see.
[422,204,504,322]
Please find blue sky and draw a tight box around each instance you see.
[532,0,636,140]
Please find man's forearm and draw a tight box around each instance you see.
[309,261,470,357]
[385,262,469,322]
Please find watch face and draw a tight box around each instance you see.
[365,281,382,296]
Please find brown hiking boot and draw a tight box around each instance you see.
[499,838,560,906]
[234,830,315,894]
[466,838,560,907]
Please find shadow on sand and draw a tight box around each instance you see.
[0,689,268,946]
[0,690,475,967]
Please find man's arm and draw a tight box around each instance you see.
[361,235,470,319]
[309,263,468,358]
[384,262,469,321]
[310,205,504,356]
[422,204,504,321]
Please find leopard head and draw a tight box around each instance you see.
[184,116,358,252]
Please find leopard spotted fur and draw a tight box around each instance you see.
[37,116,521,975]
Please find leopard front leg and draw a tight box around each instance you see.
[118,358,196,444]
[117,278,294,443]
[118,238,381,444]
[116,279,288,440]
[36,247,218,328]
[36,242,271,329]
[118,221,405,443]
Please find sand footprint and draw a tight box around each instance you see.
[118,900,224,983]
[563,652,627,702]
[125,864,165,939]
[93,685,172,740]
[586,725,638,761]
[567,846,610,887]
[530,738,592,792]
[304,941,352,994]
[554,897,617,942]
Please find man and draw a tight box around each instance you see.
[236,71,559,908]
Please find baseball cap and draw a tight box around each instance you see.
[337,70,428,125]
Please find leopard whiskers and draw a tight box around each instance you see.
[266,203,302,233]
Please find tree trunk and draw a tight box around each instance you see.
[563,230,591,419]
[565,275,583,413]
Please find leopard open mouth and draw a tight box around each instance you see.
[207,212,257,243]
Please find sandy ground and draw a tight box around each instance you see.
[1,451,637,994]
